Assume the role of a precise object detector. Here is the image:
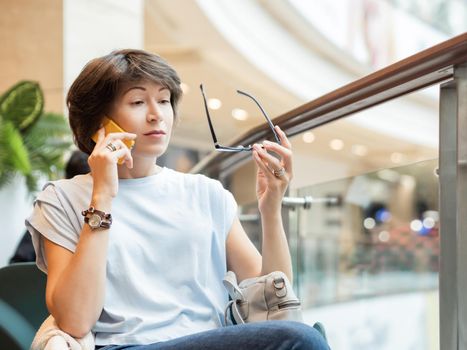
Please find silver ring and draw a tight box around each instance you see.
[106,142,117,152]
[273,167,286,178]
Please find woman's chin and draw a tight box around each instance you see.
[133,145,168,159]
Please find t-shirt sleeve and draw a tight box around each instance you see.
[208,179,238,241]
[25,183,80,273]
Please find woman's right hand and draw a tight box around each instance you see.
[88,127,137,201]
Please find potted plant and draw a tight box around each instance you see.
[0,81,71,193]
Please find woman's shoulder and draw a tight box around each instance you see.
[38,173,92,201]
[46,173,91,189]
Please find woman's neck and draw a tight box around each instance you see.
[117,156,161,179]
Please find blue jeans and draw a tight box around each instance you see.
[97,321,329,350]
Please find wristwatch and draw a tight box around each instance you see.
[81,206,112,230]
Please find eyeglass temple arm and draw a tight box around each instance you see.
[199,84,220,145]
[236,90,281,144]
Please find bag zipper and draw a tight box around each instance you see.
[278,300,301,309]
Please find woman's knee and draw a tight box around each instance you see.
[269,321,330,350]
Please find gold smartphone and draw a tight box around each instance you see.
[92,117,135,165]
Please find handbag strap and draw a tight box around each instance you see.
[224,299,246,325]
[222,271,245,301]
[223,271,248,325]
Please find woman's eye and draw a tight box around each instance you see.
[131,100,144,105]
[159,99,170,104]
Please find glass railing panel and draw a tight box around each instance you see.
[291,159,439,304]
[284,90,439,349]
[231,162,439,349]
[289,159,439,349]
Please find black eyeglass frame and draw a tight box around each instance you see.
[200,84,281,152]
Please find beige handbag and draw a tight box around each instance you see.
[223,270,303,325]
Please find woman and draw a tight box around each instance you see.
[26,49,328,349]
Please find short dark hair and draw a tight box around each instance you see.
[67,49,183,154]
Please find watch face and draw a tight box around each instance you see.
[88,213,102,228]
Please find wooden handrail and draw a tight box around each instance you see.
[191,33,467,177]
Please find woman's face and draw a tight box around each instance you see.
[109,80,174,160]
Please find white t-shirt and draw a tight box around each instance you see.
[25,167,238,345]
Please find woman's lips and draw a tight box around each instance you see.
[143,130,166,138]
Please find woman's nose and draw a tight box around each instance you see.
[147,102,161,122]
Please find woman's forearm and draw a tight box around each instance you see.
[259,209,293,283]
[50,197,111,338]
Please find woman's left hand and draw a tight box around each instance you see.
[252,125,293,214]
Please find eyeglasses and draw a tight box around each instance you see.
[200,84,281,152]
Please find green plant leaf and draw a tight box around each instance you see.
[0,81,72,194]
[23,112,72,184]
[24,113,72,156]
[0,121,31,175]
[24,113,71,146]
[0,81,44,132]
[24,112,71,140]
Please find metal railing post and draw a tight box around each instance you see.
[439,62,467,350]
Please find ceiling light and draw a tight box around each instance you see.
[232,108,248,121]
[302,131,315,143]
[351,144,368,156]
[208,98,222,110]
[377,169,400,182]
[180,82,190,94]
[329,139,344,151]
